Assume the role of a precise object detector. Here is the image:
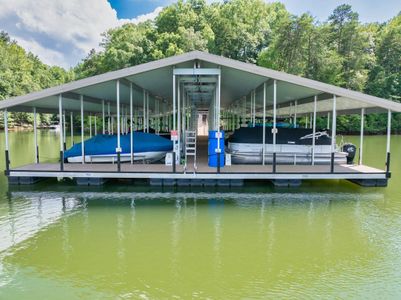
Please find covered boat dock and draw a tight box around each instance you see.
[1,51,399,187]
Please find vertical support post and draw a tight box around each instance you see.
[217,72,221,173]
[327,112,330,129]
[63,111,66,151]
[173,75,176,131]
[386,109,391,177]
[80,95,85,164]
[89,114,92,138]
[359,108,365,165]
[252,90,255,127]
[70,112,74,146]
[262,83,266,165]
[4,109,10,175]
[172,151,176,173]
[130,82,134,164]
[311,95,317,165]
[294,100,297,128]
[102,100,105,134]
[94,115,97,136]
[33,107,39,163]
[177,79,181,164]
[116,80,121,172]
[272,80,277,173]
[143,89,146,132]
[107,102,111,134]
[146,92,150,133]
[330,95,337,173]
[58,94,64,171]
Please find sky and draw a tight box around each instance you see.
[0,0,400,69]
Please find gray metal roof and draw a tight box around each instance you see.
[1,50,400,115]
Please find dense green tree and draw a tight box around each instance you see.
[0,31,73,128]
[1,2,401,134]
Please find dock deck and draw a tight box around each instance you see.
[8,138,387,186]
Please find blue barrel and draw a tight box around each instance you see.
[208,130,225,167]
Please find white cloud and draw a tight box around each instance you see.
[125,6,164,25]
[0,0,162,68]
[16,37,67,68]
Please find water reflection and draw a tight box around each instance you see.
[0,190,394,299]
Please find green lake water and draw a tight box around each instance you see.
[1,130,401,299]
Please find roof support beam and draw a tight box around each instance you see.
[173,68,221,76]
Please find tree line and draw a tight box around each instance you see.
[1,0,400,134]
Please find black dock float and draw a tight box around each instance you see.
[75,177,107,186]
[271,179,302,188]
[348,179,388,187]
[8,176,44,185]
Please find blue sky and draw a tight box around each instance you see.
[0,0,399,68]
[109,0,401,23]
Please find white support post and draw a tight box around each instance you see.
[359,108,365,165]
[386,109,392,175]
[33,107,38,163]
[177,80,181,163]
[143,90,146,132]
[80,95,85,164]
[262,83,266,165]
[102,100,105,134]
[58,95,63,152]
[89,114,92,138]
[173,75,176,131]
[387,109,391,154]
[63,110,66,149]
[4,109,9,174]
[217,73,221,153]
[294,100,297,128]
[111,116,114,135]
[70,112,74,146]
[116,80,121,152]
[311,95,317,165]
[4,109,8,151]
[94,115,97,136]
[327,112,330,129]
[146,92,150,133]
[272,80,278,173]
[107,102,111,134]
[130,82,134,164]
[330,95,337,173]
[121,106,124,134]
[252,90,256,127]
[331,95,337,153]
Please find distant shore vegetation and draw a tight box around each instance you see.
[1,0,400,134]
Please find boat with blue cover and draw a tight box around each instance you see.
[64,132,173,163]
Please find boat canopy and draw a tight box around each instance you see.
[1,51,400,117]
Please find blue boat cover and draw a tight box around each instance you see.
[64,133,173,159]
